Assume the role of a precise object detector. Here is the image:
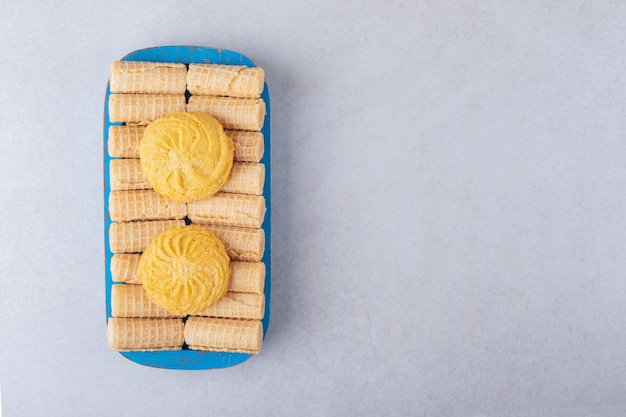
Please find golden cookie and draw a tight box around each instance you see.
[138,225,231,315]
[139,112,234,202]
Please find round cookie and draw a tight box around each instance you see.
[139,111,234,202]
[139,225,231,315]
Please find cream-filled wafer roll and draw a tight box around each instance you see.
[110,61,187,94]
[229,261,265,294]
[184,317,263,354]
[225,130,264,162]
[187,64,265,98]
[199,224,265,262]
[187,193,265,228]
[108,125,145,158]
[109,190,187,222]
[111,284,183,318]
[111,254,141,284]
[107,317,184,351]
[220,162,265,195]
[108,126,263,162]
[108,94,186,124]
[109,219,185,253]
[111,254,265,292]
[194,292,265,320]
[187,96,265,131]
[109,159,151,191]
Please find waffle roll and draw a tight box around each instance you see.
[199,224,265,262]
[108,219,185,253]
[111,254,141,284]
[110,61,187,94]
[220,162,265,195]
[194,292,265,320]
[108,94,186,124]
[107,317,184,351]
[109,159,152,191]
[187,64,265,98]
[187,193,266,228]
[108,125,145,158]
[187,96,265,131]
[109,190,187,222]
[184,317,263,354]
[111,284,183,318]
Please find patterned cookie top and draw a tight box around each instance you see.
[139,112,234,202]
[139,225,231,315]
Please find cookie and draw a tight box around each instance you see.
[139,225,231,315]
[139,112,234,202]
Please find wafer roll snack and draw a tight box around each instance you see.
[187,96,265,131]
[109,159,151,191]
[109,190,187,222]
[226,130,264,162]
[187,64,265,98]
[109,219,185,253]
[221,162,265,195]
[107,126,263,162]
[110,61,187,94]
[188,193,265,228]
[111,284,183,318]
[107,317,184,351]
[184,317,263,354]
[111,254,265,293]
[229,261,265,293]
[194,292,265,320]
[200,224,265,262]
[111,254,141,284]
[109,159,264,195]
[108,94,186,124]
[108,125,145,158]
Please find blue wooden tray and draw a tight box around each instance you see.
[104,46,271,369]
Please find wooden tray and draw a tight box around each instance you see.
[103,46,271,369]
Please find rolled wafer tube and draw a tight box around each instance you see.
[111,254,265,292]
[187,193,266,228]
[111,284,183,318]
[229,261,265,294]
[109,190,187,222]
[194,292,265,320]
[184,317,263,354]
[187,96,265,131]
[111,254,141,284]
[199,224,265,262]
[109,219,185,253]
[108,125,145,158]
[108,94,186,124]
[109,159,151,191]
[107,317,184,351]
[226,130,264,162]
[109,159,264,195]
[110,61,187,94]
[220,162,265,195]
[107,126,263,162]
[187,64,265,98]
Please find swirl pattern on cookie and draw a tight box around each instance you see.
[139,112,234,202]
[139,225,231,315]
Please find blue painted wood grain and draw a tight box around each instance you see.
[104,46,271,369]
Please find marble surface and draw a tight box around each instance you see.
[1,1,626,416]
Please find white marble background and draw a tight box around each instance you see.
[1,1,626,416]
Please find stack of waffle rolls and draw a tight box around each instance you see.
[107,60,267,354]
[110,159,265,195]
[108,125,264,162]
